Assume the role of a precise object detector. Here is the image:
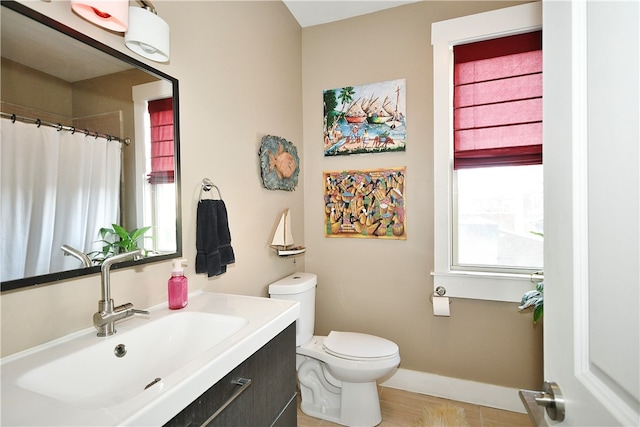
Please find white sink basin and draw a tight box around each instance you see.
[16,312,248,408]
[0,291,299,426]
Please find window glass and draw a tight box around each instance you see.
[149,183,176,253]
[454,165,543,271]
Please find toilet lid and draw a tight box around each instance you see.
[323,331,399,359]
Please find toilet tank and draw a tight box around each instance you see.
[268,272,317,346]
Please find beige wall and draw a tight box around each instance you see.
[1,57,73,119]
[301,1,542,390]
[1,0,541,391]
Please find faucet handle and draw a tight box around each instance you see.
[116,303,150,318]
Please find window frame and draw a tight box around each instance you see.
[431,2,543,302]
[132,80,176,254]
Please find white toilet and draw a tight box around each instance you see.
[269,272,400,427]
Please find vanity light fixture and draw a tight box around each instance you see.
[70,0,129,32]
[125,1,170,63]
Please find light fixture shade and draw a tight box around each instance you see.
[125,7,170,63]
[71,0,128,32]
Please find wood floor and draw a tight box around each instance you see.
[297,386,533,427]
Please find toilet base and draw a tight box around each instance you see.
[340,381,382,426]
[298,373,382,427]
[295,335,398,427]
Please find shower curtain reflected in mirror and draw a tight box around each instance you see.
[1,118,121,281]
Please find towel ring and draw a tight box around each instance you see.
[200,178,222,201]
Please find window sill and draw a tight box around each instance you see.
[431,271,542,303]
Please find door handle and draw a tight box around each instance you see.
[201,377,252,427]
[535,381,565,421]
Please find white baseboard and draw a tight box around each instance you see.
[380,368,526,414]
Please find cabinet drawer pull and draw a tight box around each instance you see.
[201,377,252,427]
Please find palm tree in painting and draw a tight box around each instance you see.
[337,86,356,119]
[324,91,338,131]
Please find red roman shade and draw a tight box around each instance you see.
[453,31,542,169]
[147,97,174,184]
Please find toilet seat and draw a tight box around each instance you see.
[323,331,399,361]
[298,335,400,368]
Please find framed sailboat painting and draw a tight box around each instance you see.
[323,79,406,156]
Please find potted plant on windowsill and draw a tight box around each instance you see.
[518,231,544,323]
[88,224,152,264]
[518,280,544,324]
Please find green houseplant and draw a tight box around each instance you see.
[88,224,152,264]
[518,231,544,323]
[518,280,544,323]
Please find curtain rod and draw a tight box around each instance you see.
[0,112,131,145]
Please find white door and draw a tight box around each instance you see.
[543,0,639,425]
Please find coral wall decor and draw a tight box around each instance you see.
[259,135,300,191]
[323,79,406,156]
[324,167,406,239]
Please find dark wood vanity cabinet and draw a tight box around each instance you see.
[165,322,297,427]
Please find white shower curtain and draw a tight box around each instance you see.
[1,118,121,282]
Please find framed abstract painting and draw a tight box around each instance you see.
[324,167,406,239]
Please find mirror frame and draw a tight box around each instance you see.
[1,0,182,292]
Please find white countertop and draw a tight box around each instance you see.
[0,291,299,426]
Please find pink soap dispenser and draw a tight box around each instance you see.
[168,259,188,310]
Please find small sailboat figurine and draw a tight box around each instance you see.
[270,208,306,256]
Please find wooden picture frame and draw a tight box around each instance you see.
[324,167,406,239]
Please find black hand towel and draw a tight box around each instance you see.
[215,200,235,271]
[196,199,235,277]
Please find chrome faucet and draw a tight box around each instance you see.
[61,245,92,268]
[93,249,149,336]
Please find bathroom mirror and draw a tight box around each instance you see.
[1,1,182,291]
